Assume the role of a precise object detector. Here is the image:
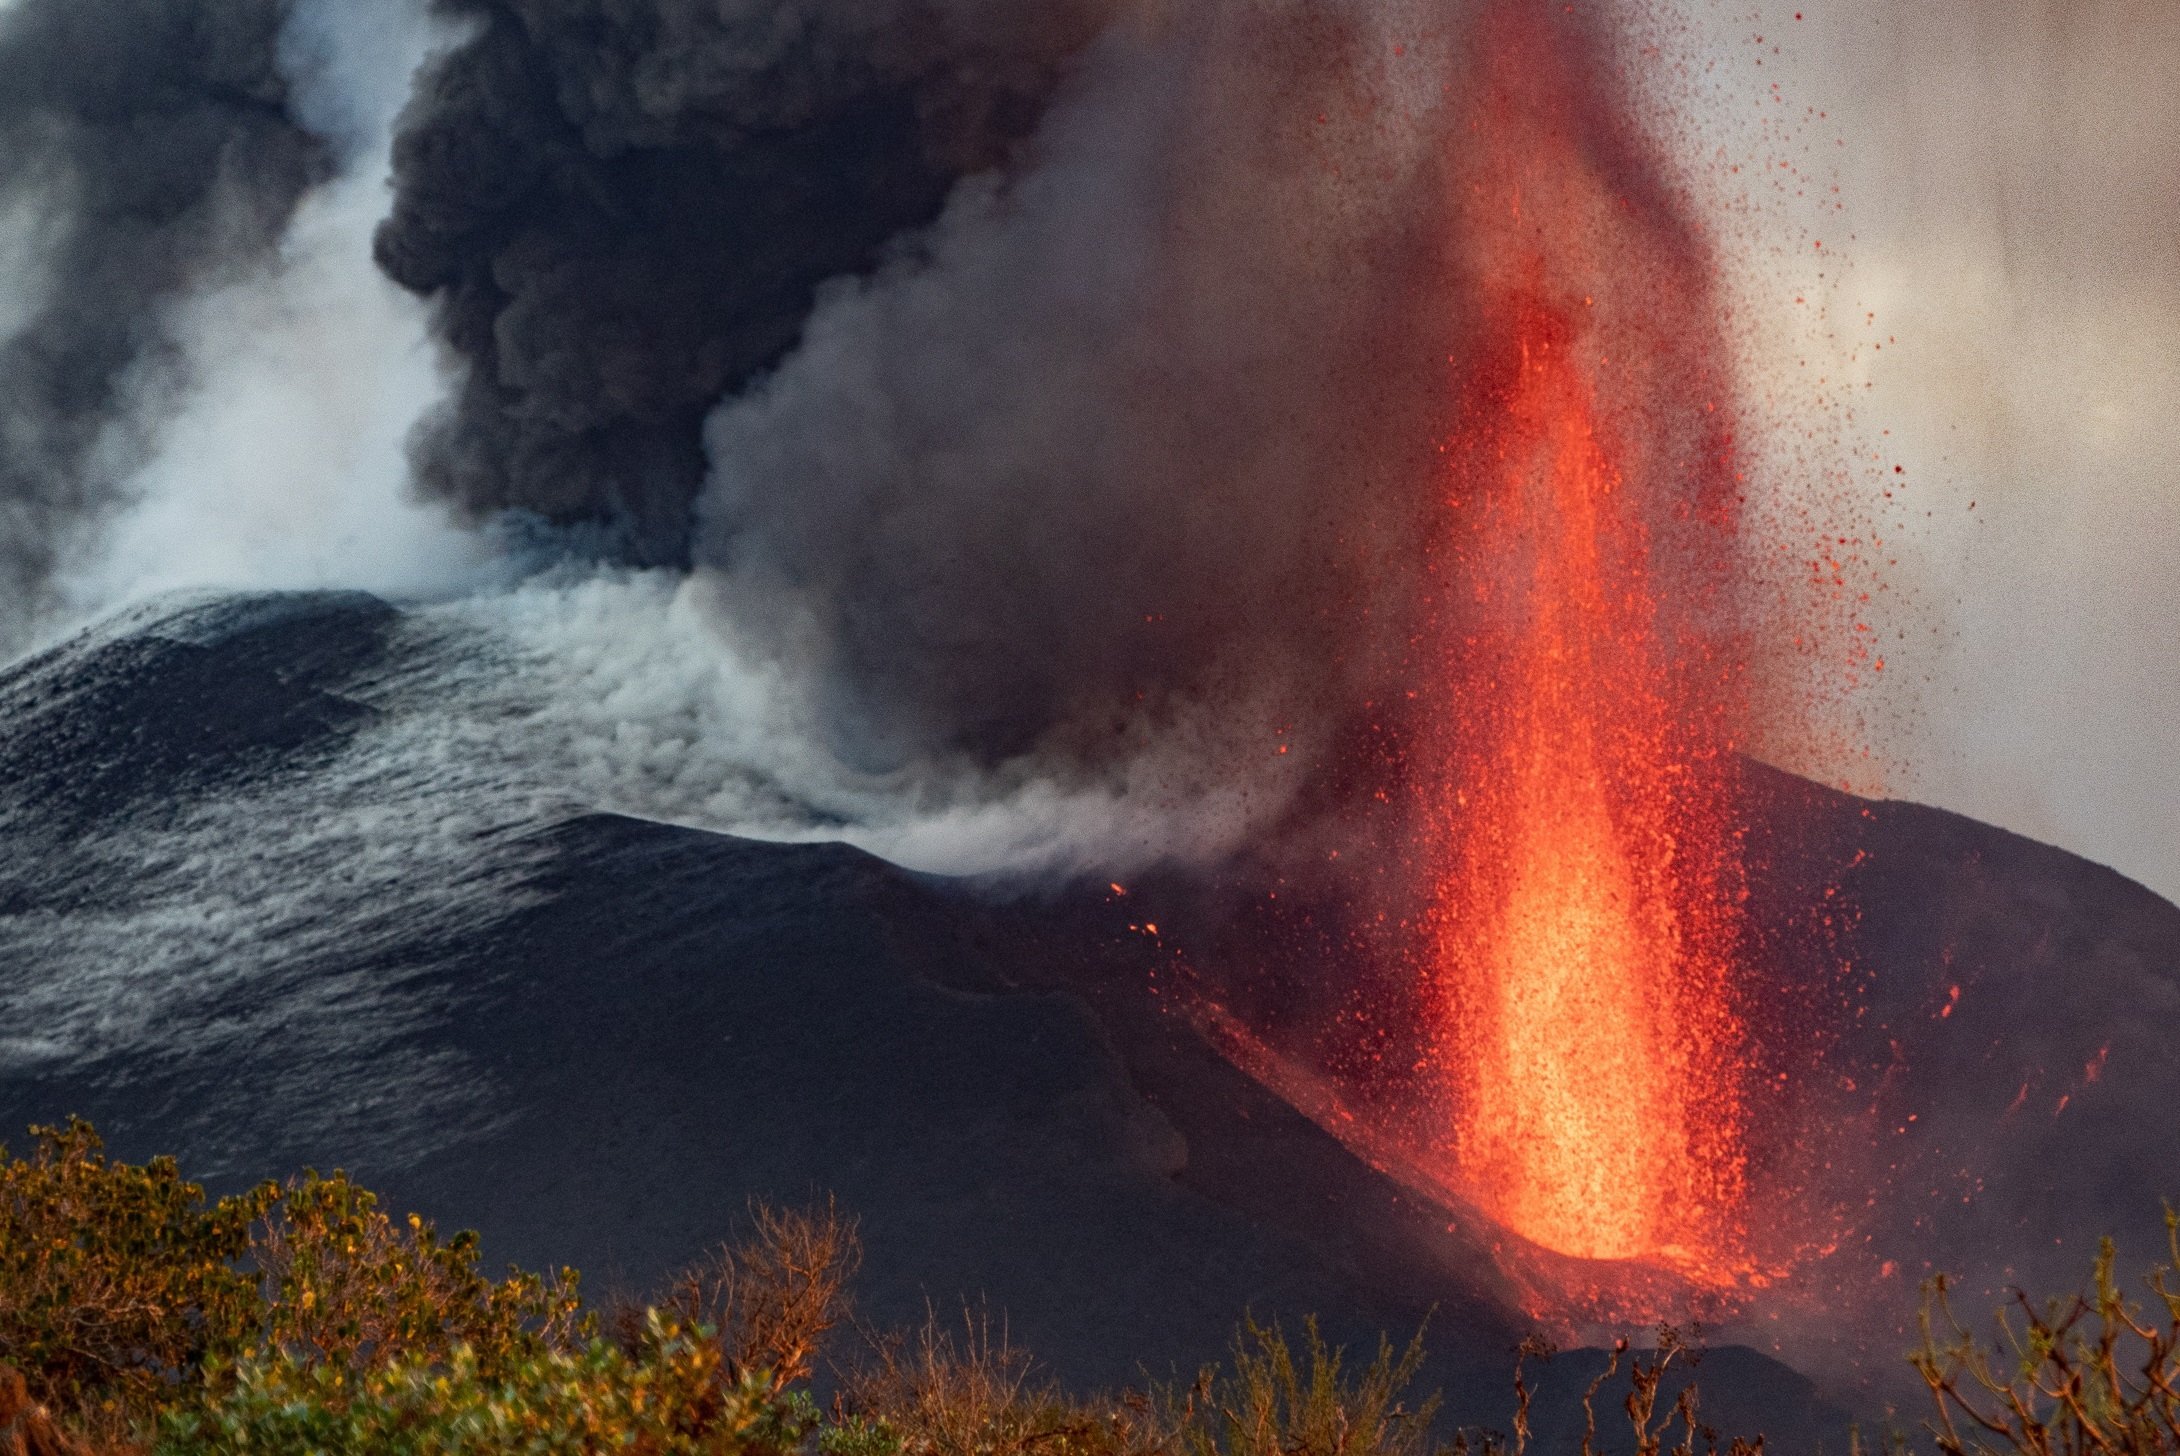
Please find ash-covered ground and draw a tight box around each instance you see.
[1,591,2173,1436]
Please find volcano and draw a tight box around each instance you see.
[1,591,2173,1434]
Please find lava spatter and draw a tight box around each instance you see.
[1418,0,1753,1287]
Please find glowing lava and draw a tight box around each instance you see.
[1422,3,1751,1280]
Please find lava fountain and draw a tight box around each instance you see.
[1419,2,1754,1285]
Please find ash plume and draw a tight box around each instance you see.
[0,0,329,636]
[373,0,1123,565]
[691,3,1467,775]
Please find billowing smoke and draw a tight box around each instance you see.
[374,0,1127,564]
[0,0,1497,864]
[2,0,2167,892]
[692,5,1463,774]
[372,0,1485,809]
[0,0,328,638]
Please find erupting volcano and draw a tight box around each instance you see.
[1414,3,1755,1292]
[1149,4,1778,1316]
[1422,298,1747,1274]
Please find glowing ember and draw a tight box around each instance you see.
[1420,2,1751,1280]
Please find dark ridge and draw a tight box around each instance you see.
[4,593,2173,1436]
[0,591,1849,1443]
[0,592,394,834]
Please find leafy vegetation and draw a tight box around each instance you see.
[160,1316,813,1456]
[0,1119,272,1439]
[0,1121,2172,1456]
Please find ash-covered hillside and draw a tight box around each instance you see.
[2,592,2175,1435]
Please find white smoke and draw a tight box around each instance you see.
[438,570,1297,877]
[0,186,50,350]
[51,0,492,631]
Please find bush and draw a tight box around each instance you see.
[156,1313,815,1456]
[1912,1210,2180,1456]
[0,1123,593,1448]
[827,1310,1443,1456]
[0,1119,274,1437]
[640,1200,860,1392]
[1172,1318,1442,1456]
[253,1169,585,1378]
[836,1304,1169,1456]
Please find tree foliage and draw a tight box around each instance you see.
[0,1120,272,1434]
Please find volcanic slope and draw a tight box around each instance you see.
[0,592,2172,1435]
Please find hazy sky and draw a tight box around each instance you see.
[1679,0,2178,902]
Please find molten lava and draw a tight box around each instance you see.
[1419,3,1752,1282]
[1426,306,1746,1271]
[1149,3,1777,1316]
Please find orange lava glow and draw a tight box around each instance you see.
[1420,3,1751,1283]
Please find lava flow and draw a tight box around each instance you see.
[1418,2,1753,1286]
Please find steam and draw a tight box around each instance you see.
[57,0,489,619]
[0,0,327,644]
[0,0,490,651]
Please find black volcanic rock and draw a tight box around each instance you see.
[1745,766,2180,1386]
[0,592,1623,1428]
[4,591,2173,1442]
[0,592,394,832]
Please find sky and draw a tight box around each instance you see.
[1679,0,2178,902]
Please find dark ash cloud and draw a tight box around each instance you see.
[374,0,1121,565]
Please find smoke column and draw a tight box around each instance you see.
[372,0,1124,565]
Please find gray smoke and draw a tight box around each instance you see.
[692,2,1467,773]
[373,0,1123,564]
[0,0,330,637]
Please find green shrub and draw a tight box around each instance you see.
[156,1312,815,1456]
[253,1169,585,1378]
[0,1122,592,1447]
